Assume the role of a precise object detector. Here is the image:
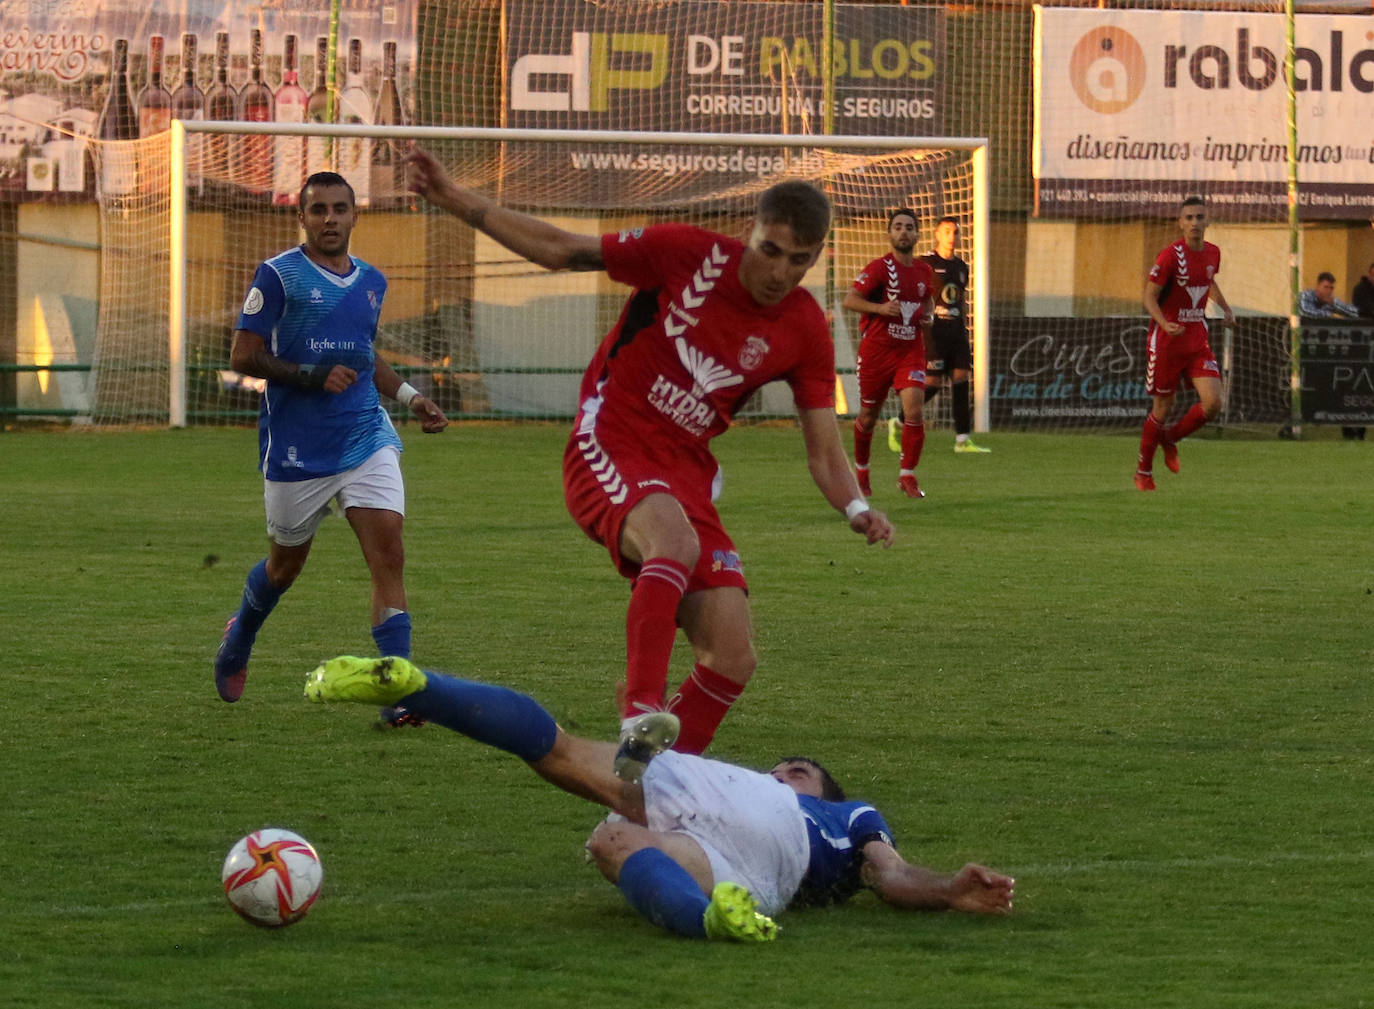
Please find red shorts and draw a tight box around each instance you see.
[562,425,747,592]
[856,336,926,407]
[1146,323,1219,396]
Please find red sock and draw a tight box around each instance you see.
[900,420,925,471]
[623,558,690,716]
[666,664,745,754]
[1138,413,1163,472]
[1167,404,1208,443]
[853,420,873,468]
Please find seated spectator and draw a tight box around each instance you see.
[1353,262,1374,319]
[1301,271,1365,440]
[1300,271,1360,319]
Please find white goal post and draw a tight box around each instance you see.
[165,121,988,428]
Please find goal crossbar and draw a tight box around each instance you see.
[167,121,989,429]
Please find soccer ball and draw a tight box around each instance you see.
[221,828,323,927]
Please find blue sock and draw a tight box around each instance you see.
[615,848,709,938]
[230,560,284,646]
[401,671,558,763]
[371,611,412,658]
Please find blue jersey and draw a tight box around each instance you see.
[235,246,401,481]
[790,795,895,908]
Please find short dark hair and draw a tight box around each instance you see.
[299,171,356,209]
[1317,271,1336,285]
[777,756,846,801]
[757,181,832,246]
[1181,194,1205,210]
[936,214,959,228]
[888,207,918,228]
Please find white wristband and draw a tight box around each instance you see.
[844,498,871,521]
[396,382,420,408]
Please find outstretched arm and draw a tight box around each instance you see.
[859,841,1014,914]
[406,145,603,272]
[797,406,894,547]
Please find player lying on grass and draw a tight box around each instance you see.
[305,655,1015,941]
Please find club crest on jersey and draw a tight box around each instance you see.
[617,227,645,242]
[738,335,769,371]
[366,289,379,311]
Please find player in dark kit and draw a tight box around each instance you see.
[916,215,989,454]
[305,654,1016,942]
[844,209,936,499]
[404,146,894,778]
[1135,195,1234,491]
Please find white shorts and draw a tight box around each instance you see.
[642,751,810,916]
[263,446,404,547]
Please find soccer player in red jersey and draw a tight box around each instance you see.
[405,147,894,774]
[843,210,936,499]
[1136,195,1235,491]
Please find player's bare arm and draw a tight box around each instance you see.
[859,841,1014,914]
[230,329,356,393]
[1143,281,1184,337]
[842,290,900,317]
[405,145,603,272]
[374,356,449,433]
[1209,280,1236,325]
[797,406,895,547]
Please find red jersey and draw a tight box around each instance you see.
[1148,240,1221,327]
[851,254,935,345]
[581,224,835,455]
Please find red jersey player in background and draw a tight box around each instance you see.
[1136,195,1235,492]
[405,146,894,779]
[843,209,936,499]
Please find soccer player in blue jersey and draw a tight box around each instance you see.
[213,173,448,703]
[304,655,1016,941]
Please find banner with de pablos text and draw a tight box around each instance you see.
[501,0,945,207]
[1034,7,1374,220]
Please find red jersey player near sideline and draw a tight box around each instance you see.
[843,209,936,499]
[404,146,895,779]
[1136,195,1236,492]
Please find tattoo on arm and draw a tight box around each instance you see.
[567,248,605,272]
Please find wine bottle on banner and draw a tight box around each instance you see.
[337,37,372,207]
[306,35,332,176]
[170,32,205,193]
[97,37,138,198]
[273,33,308,205]
[240,28,274,197]
[137,35,172,136]
[370,40,404,205]
[204,31,237,189]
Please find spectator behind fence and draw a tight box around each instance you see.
[1301,271,1364,440]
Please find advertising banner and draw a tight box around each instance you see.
[506,1,944,136]
[1034,8,1374,220]
[502,0,944,207]
[0,0,417,205]
[989,317,1290,428]
[1300,319,1374,425]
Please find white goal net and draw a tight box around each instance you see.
[85,122,987,427]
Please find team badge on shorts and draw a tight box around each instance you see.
[739,336,769,371]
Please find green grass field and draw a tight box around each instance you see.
[3,423,1371,1009]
